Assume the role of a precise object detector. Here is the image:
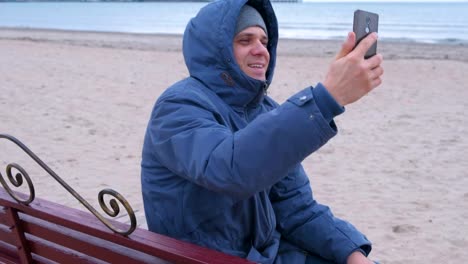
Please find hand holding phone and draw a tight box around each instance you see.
[353,9,379,59]
[323,10,383,107]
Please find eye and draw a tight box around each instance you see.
[239,39,250,45]
[261,37,269,47]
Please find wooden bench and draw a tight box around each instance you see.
[0,134,254,264]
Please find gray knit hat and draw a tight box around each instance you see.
[235,5,268,36]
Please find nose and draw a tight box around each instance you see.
[251,40,268,56]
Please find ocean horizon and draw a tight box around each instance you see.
[1,1,467,44]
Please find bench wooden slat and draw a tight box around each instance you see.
[0,240,19,264]
[0,255,18,264]
[0,207,16,247]
[22,216,169,264]
[24,221,134,264]
[0,189,254,264]
[0,207,8,225]
[27,236,103,264]
[4,207,33,263]
[0,225,15,245]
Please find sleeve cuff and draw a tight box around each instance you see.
[311,82,345,123]
[352,248,367,257]
[342,246,372,264]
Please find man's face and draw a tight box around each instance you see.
[233,26,270,81]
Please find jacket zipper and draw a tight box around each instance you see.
[244,82,269,122]
[263,81,269,95]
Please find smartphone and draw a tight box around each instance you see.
[353,9,379,59]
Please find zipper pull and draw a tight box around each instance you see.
[263,82,269,95]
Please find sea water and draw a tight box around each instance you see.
[0,1,467,44]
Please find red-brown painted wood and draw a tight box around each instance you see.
[0,240,19,263]
[28,237,99,264]
[0,207,8,225]
[0,226,15,245]
[0,189,255,264]
[0,255,18,264]
[22,218,167,263]
[5,207,32,263]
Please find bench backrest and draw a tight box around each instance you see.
[1,134,254,264]
[0,189,253,264]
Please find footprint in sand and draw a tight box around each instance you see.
[392,224,420,234]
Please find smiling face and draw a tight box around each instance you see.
[233,26,270,81]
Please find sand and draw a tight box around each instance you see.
[1,27,467,264]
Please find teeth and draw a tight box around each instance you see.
[249,64,263,68]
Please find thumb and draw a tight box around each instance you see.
[335,32,355,60]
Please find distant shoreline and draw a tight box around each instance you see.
[2,26,468,45]
[1,26,468,62]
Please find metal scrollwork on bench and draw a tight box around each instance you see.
[1,162,35,205]
[0,134,137,236]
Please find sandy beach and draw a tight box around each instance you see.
[1,27,467,264]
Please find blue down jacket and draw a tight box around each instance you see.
[141,0,371,263]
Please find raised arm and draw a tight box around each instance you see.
[144,86,337,200]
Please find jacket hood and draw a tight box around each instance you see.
[182,0,278,107]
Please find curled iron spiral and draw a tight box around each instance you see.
[0,134,137,236]
[0,162,35,205]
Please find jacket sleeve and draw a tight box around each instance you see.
[269,164,372,264]
[145,87,337,199]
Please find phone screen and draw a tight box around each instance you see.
[353,10,379,59]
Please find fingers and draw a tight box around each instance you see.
[370,76,382,89]
[369,66,384,82]
[365,53,383,69]
[365,65,383,92]
[335,32,356,60]
[354,32,378,57]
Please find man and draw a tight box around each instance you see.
[141,0,383,263]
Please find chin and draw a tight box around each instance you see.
[248,73,266,81]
